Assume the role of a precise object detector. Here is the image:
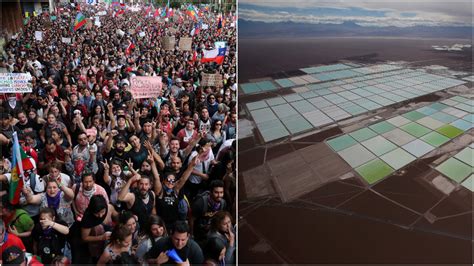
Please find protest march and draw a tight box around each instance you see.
[0,1,236,265]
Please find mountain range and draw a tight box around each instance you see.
[239,20,473,39]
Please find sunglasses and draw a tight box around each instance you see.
[166,178,176,183]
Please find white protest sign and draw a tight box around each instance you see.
[116,29,125,36]
[97,11,106,16]
[61,37,71,44]
[34,31,43,41]
[139,32,146,38]
[130,76,162,99]
[215,41,226,49]
[0,73,33,93]
[202,24,209,30]
[94,17,101,27]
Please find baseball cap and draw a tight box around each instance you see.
[114,134,127,144]
[2,246,25,265]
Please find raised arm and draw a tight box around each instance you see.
[107,103,116,129]
[59,181,75,201]
[175,156,198,193]
[133,108,142,133]
[104,130,118,154]
[144,140,164,171]
[101,161,111,186]
[22,187,42,205]
[117,174,139,209]
[183,131,203,158]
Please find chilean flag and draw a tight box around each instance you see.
[201,47,226,65]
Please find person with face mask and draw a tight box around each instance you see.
[101,160,127,207]
[3,93,22,117]
[154,156,197,231]
[72,173,109,223]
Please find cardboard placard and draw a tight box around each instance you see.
[162,36,175,50]
[0,73,33,93]
[130,76,162,99]
[201,73,223,88]
[178,37,192,51]
[168,27,177,34]
[61,37,71,44]
[128,29,135,35]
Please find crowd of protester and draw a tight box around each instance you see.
[0,2,236,265]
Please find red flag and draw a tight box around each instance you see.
[126,42,135,55]
[145,6,151,16]
[153,9,159,18]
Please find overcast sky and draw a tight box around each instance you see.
[239,1,473,27]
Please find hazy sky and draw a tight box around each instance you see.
[239,1,473,27]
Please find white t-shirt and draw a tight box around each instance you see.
[188,150,214,184]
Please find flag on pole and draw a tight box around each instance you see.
[144,6,151,17]
[162,0,170,18]
[201,46,226,65]
[167,8,173,19]
[9,132,34,205]
[73,12,87,31]
[125,42,135,55]
[191,21,201,36]
[186,5,198,20]
[217,14,224,32]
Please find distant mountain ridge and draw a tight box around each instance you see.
[239,19,472,39]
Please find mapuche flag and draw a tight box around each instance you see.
[9,132,34,205]
[73,12,86,31]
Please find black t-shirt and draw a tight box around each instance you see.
[0,125,20,158]
[145,236,204,265]
[16,119,42,138]
[104,149,130,164]
[128,146,148,169]
[155,188,184,227]
[32,220,67,264]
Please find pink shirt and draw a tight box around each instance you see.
[72,184,109,221]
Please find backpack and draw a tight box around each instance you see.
[192,191,226,219]
[37,230,63,262]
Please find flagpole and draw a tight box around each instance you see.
[12,132,25,185]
